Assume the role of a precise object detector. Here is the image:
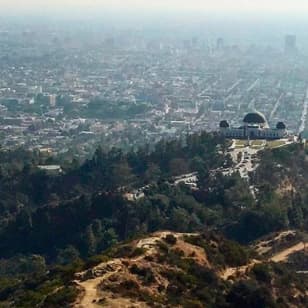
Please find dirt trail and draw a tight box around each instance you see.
[270,242,305,262]
[221,259,261,280]
[75,231,307,303]
[75,279,100,308]
[255,230,296,255]
[75,276,148,308]
[222,241,306,280]
[74,232,199,308]
[74,259,123,308]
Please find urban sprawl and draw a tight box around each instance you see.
[0,25,307,161]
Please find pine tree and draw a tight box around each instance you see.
[84,224,97,256]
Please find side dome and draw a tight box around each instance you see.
[243,112,266,124]
[276,122,286,129]
[219,120,229,128]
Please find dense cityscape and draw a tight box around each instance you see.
[0,20,307,161]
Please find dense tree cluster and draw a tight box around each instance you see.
[0,134,307,260]
[0,132,227,259]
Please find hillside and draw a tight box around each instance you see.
[1,229,308,307]
[0,134,308,307]
[72,230,308,308]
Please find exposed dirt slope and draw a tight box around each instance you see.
[74,231,208,308]
[221,230,306,280]
[74,230,308,307]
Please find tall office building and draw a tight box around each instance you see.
[49,94,57,107]
[284,35,297,55]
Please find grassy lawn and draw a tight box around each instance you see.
[250,140,265,149]
[266,140,286,149]
[234,140,248,148]
[233,139,289,150]
[251,140,264,146]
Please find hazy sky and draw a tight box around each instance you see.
[2,0,308,13]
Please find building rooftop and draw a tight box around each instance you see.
[243,112,266,124]
[219,120,229,128]
[276,122,286,129]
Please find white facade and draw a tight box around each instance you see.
[219,113,287,140]
[221,126,285,139]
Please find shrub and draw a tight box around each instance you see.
[182,299,204,308]
[44,286,79,307]
[252,264,271,283]
[117,279,140,297]
[85,255,109,269]
[226,281,275,308]
[131,247,146,258]
[144,255,154,262]
[113,245,133,258]
[157,241,169,253]
[0,278,20,300]
[164,234,177,245]
[129,264,156,284]
[220,241,249,267]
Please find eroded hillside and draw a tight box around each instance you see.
[73,230,308,308]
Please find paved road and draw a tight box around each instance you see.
[298,88,308,134]
[247,78,260,92]
[225,141,262,179]
[269,93,284,122]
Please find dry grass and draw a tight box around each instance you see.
[74,231,208,308]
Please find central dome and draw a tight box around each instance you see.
[243,112,266,124]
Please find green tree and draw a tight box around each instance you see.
[84,225,97,256]
[288,206,304,228]
[169,158,189,176]
[57,245,80,265]
[144,163,161,183]
[112,161,135,189]
[101,228,118,250]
